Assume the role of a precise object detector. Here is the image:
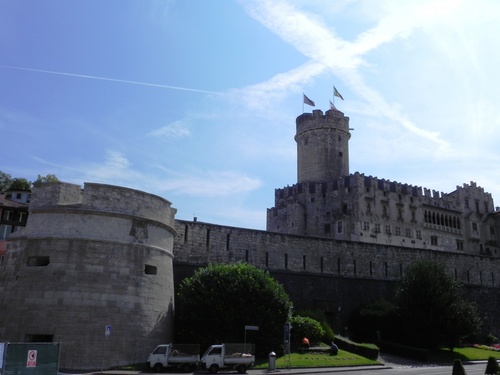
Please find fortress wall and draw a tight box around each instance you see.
[174,220,499,287]
[173,220,500,334]
[0,183,177,371]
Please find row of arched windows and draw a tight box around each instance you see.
[424,210,461,229]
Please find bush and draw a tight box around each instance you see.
[290,316,325,348]
[485,356,500,375]
[334,336,379,361]
[175,262,292,357]
[452,359,467,375]
[294,309,335,343]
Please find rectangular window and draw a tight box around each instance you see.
[405,228,412,237]
[25,334,54,342]
[303,255,306,271]
[363,222,369,231]
[374,224,380,233]
[385,225,391,235]
[265,252,269,267]
[395,227,401,236]
[226,233,230,250]
[144,264,157,275]
[431,236,438,246]
[472,222,478,232]
[324,223,331,234]
[416,230,422,239]
[284,253,288,270]
[27,256,50,267]
[320,257,324,273]
[337,221,343,234]
[206,228,211,249]
[456,240,464,251]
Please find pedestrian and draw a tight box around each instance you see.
[301,337,310,349]
[330,342,338,356]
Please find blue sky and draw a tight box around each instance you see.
[1,0,499,230]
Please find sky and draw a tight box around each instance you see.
[1,0,500,230]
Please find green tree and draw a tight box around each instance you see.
[0,171,13,192]
[395,260,482,350]
[33,174,60,184]
[175,262,292,357]
[9,177,31,191]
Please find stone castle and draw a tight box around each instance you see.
[0,108,498,371]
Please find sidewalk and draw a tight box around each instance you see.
[89,363,391,375]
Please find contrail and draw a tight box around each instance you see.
[0,65,227,95]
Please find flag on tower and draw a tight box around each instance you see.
[329,100,337,110]
[333,86,344,100]
[303,93,315,106]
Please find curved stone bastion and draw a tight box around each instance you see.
[0,182,177,371]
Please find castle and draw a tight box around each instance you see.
[0,108,498,371]
[267,109,500,255]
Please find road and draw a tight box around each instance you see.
[339,362,485,374]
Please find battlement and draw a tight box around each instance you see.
[30,182,176,225]
[296,109,350,136]
[273,172,424,200]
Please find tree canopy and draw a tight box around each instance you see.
[9,177,31,191]
[0,171,13,192]
[0,171,60,192]
[33,174,60,184]
[175,262,292,356]
[395,259,482,350]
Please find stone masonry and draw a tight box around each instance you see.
[0,182,177,371]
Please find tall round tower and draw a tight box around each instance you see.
[295,109,351,183]
[0,182,177,371]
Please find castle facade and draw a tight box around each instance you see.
[267,109,500,256]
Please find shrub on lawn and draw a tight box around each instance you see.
[334,336,379,360]
[485,356,500,374]
[452,359,467,375]
[290,315,325,348]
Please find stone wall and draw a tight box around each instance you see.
[173,219,500,334]
[0,182,177,371]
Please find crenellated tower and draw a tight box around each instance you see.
[295,109,351,183]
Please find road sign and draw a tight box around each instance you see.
[26,350,37,367]
[245,325,259,331]
[105,325,112,337]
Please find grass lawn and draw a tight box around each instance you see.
[252,347,500,369]
[431,347,500,363]
[253,350,380,369]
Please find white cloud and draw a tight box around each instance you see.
[152,167,262,197]
[147,121,191,138]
